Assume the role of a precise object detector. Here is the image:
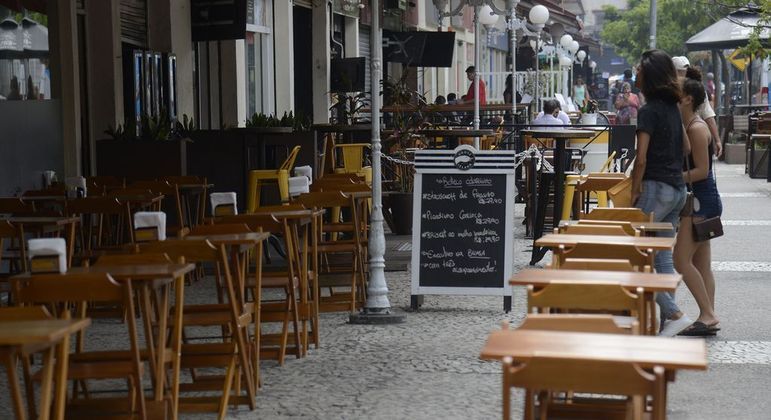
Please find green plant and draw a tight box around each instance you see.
[139,112,172,141]
[578,99,599,114]
[329,92,369,125]
[245,111,311,130]
[173,114,196,138]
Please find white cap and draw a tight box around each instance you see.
[672,56,690,71]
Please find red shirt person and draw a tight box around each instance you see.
[461,66,487,105]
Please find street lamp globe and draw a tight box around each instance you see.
[576,50,587,62]
[560,34,573,49]
[589,60,597,70]
[559,55,573,67]
[569,40,580,55]
[528,5,549,27]
[479,5,499,28]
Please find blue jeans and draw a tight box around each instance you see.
[635,180,687,321]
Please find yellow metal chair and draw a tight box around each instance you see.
[247,146,301,212]
[333,143,372,185]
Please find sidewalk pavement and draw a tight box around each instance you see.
[1,163,769,419]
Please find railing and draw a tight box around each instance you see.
[482,70,569,105]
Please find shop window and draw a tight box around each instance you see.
[0,7,50,100]
[246,0,273,116]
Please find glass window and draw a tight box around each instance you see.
[245,0,273,117]
[0,8,50,100]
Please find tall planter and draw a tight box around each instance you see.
[723,143,746,165]
[96,138,189,181]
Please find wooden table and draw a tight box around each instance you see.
[67,263,194,418]
[511,268,681,335]
[559,220,674,233]
[0,318,91,420]
[480,328,707,371]
[534,233,675,251]
[4,216,80,269]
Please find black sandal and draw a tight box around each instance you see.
[678,321,718,337]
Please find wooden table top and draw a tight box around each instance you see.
[510,269,680,292]
[480,329,707,371]
[185,231,270,245]
[535,233,675,251]
[4,216,79,226]
[177,183,214,190]
[559,220,674,232]
[110,194,165,204]
[416,129,495,137]
[0,318,91,346]
[67,263,196,280]
[522,129,597,139]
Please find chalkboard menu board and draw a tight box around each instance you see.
[410,146,518,312]
[417,173,507,288]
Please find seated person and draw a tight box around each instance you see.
[435,95,447,105]
[447,93,458,104]
[531,100,567,128]
[535,100,571,125]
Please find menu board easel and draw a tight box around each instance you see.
[410,145,517,312]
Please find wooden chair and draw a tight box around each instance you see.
[527,282,646,334]
[246,145,302,211]
[501,355,666,420]
[333,143,372,185]
[557,224,635,236]
[575,219,640,236]
[581,207,652,222]
[160,176,210,227]
[12,272,147,419]
[66,197,133,256]
[215,213,306,363]
[0,220,26,280]
[0,198,35,215]
[137,239,257,416]
[553,243,654,269]
[86,176,125,195]
[516,314,639,335]
[576,172,626,213]
[293,191,366,312]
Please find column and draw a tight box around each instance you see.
[312,1,331,123]
[48,0,81,178]
[274,0,294,114]
[86,0,123,172]
[219,40,247,127]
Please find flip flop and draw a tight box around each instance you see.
[678,321,718,337]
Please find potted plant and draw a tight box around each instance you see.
[96,111,193,180]
[578,99,599,125]
[723,132,747,165]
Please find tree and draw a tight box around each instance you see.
[600,0,766,64]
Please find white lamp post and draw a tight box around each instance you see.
[433,0,547,143]
[528,4,549,117]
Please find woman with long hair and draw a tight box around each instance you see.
[675,67,722,336]
[631,49,691,336]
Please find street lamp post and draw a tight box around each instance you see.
[349,0,404,325]
[528,5,548,116]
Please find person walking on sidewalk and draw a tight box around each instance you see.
[675,67,722,336]
[630,49,692,336]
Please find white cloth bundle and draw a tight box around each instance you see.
[210,192,238,216]
[294,165,312,184]
[134,211,167,241]
[288,176,310,197]
[28,238,67,273]
[65,176,87,198]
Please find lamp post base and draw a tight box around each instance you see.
[349,308,405,325]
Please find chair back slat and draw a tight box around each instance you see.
[13,272,125,304]
[559,258,638,272]
[518,314,636,335]
[560,224,632,236]
[95,252,173,266]
[556,243,652,268]
[527,282,642,313]
[279,146,302,171]
[582,207,652,222]
[138,239,219,263]
[0,198,35,215]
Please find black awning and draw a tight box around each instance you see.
[686,7,770,51]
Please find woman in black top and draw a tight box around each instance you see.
[631,49,691,336]
[674,67,722,336]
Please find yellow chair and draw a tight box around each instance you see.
[247,145,301,212]
[333,143,372,185]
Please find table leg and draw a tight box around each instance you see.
[53,333,72,420]
[38,346,56,420]
[138,287,158,392]
[2,351,26,420]
[67,221,76,269]
[154,285,170,402]
[170,275,185,420]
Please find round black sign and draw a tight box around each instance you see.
[454,149,475,170]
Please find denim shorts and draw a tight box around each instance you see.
[691,171,723,219]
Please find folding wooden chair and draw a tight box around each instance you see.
[552,243,654,270]
[574,219,640,236]
[86,176,125,196]
[501,355,666,420]
[137,239,256,417]
[581,207,653,222]
[527,282,646,334]
[0,198,35,215]
[293,191,366,312]
[12,272,147,419]
[0,220,26,282]
[516,313,639,335]
[130,180,187,236]
[557,224,635,236]
[215,213,306,363]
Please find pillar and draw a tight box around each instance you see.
[219,40,247,127]
[48,0,81,178]
[274,0,294,114]
[86,0,123,173]
[312,1,331,123]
